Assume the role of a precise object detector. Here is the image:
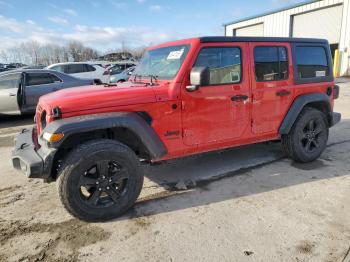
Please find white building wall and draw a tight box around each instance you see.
[339,0,350,76]
[225,0,350,76]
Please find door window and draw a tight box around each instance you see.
[50,65,65,73]
[254,46,288,81]
[0,73,22,89]
[50,74,62,83]
[67,64,85,74]
[84,64,96,72]
[26,73,56,86]
[194,47,242,85]
[295,46,329,78]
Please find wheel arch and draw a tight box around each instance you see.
[43,112,167,181]
[279,93,332,135]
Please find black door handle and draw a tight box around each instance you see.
[231,95,249,102]
[276,90,291,97]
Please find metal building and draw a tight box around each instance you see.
[224,0,350,76]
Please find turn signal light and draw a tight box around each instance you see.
[43,132,64,142]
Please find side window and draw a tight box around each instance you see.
[295,46,329,78]
[0,73,22,89]
[49,74,62,83]
[62,65,69,74]
[26,73,54,86]
[51,65,64,73]
[254,46,289,82]
[194,47,242,85]
[84,64,96,72]
[68,64,84,74]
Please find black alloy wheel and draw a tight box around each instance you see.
[57,139,144,222]
[79,160,129,208]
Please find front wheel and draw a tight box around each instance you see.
[281,107,329,163]
[57,139,144,222]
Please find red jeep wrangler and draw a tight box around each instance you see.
[12,37,341,221]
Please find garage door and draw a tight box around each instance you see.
[292,5,343,44]
[235,23,264,37]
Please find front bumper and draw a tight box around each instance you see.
[12,127,56,179]
[331,112,341,127]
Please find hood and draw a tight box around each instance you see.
[39,82,156,115]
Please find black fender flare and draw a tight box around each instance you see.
[41,112,167,159]
[279,93,331,135]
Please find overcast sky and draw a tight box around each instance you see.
[0,0,305,52]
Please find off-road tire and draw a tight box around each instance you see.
[57,139,144,222]
[281,107,329,163]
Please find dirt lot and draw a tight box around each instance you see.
[0,83,350,262]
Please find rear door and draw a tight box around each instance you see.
[0,73,22,114]
[23,72,63,111]
[181,43,250,145]
[250,43,294,134]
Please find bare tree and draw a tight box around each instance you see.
[67,41,84,62]
[0,50,9,63]
[129,46,147,61]
[0,40,147,65]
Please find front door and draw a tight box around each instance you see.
[0,72,22,114]
[23,72,63,112]
[181,43,250,146]
[250,43,294,134]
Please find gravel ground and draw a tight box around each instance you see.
[0,83,349,262]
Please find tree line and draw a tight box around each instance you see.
[0,40,147,66]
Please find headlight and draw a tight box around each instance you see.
[43,132,64,142]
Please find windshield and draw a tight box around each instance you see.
[133,44,190,80]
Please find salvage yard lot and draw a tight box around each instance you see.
[0,83,350,262]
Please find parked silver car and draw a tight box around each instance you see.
[109,66,135,83]
[0,69,94,115]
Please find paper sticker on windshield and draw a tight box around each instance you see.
[315,71,326,77]
[167,49,184,60]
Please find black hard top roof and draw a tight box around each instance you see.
[200,36,328,44]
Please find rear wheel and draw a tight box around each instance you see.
[57,139,143,222]
[281,107,329,163]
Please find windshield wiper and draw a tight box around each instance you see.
[132,74,143,83]
[149,75,158,86]
[131,74,158,86]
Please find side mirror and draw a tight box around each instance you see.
[186,66,210,92]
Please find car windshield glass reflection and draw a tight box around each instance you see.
[133,44,190,80]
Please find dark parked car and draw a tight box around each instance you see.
[0,69,94,115]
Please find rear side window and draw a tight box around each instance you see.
[295,46,329,78]
[26,73,55,86]
[50,74,62,82]
[51,65,64,73]
[84,64,96,72]
[0,73,21,89]
[254,46,288,81]
[194,47,242,85]
[67,64,85,74]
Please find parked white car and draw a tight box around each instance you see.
[46,62,107,83]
